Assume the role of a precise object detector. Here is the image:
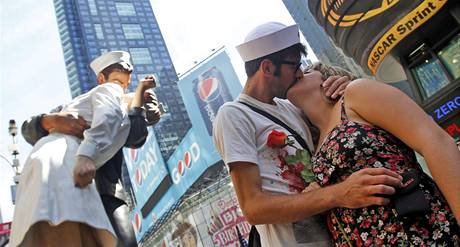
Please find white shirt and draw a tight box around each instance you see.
[62,82,131,168]
[213,94,331,247]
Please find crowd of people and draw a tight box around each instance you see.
[8,21,460,247]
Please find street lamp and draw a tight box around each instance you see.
[5,119,21,204]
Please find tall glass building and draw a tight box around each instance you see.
[53,0,191,159]
[282,0,369,78]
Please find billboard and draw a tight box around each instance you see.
[129,48,243,242]
[308,0,449,74]
[124,129,170,211]
[177,49,242,136]
[148,186,250,247]
[0,221,11,246]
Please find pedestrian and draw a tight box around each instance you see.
[212,22,403,246]
[10,51,157,247]
[287,62,460,246]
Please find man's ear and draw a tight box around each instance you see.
[96,73,106,84]
[260,59,274,76]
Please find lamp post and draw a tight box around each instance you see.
[6,119,20,204]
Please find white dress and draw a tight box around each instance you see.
[10,82,131,247]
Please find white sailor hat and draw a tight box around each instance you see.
[90,51,133,75]
[236,22,300,62]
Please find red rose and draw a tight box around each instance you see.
[266,130,288,148]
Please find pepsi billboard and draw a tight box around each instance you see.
[130,127,224,241]
[123,129,169,210]
[177,49,242,136]
[129,49,244,242]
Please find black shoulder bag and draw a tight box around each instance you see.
[239,101,312,247]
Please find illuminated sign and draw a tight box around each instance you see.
[432,95,460,120]
[123,129,169,209]
[130,49,243,242]
[367,0,448,74]
[446,123,460,137]
[170,142,201,184]
[308,0,449,74]
[130,145,160,189]
[321,0,399,27]
[132,212,142,235]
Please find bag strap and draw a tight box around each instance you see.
[239,101,311,155]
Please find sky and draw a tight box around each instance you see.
[0,0,317,222]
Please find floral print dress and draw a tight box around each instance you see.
[311,99,460,246]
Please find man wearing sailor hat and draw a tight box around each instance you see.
[212,22,403,246]
[18,51,161,247]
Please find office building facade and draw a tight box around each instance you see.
[53,0,191,158]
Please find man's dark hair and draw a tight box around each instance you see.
[100,63,133,79]
[244,43,307,78]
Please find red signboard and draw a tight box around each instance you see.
[0,222,12,235]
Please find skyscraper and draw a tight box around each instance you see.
[53,0,191,158]
[282,0,369,78]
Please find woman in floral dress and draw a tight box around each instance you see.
[287,62,460,246]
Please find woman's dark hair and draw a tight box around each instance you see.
[100,63,132,79]
[244,43,307,78]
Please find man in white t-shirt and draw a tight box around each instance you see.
[212,22,403,247]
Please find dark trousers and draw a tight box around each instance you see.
[101,195,138,247]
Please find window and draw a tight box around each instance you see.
[87,0,98,15]
[94,24,104,39]
[411,57,450,99]
[115,2,136,16]
[129,48,152,64]
[438,33,460,79]
[122,24,144,39]
[408,32,459,100]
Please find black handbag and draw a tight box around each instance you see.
[393,169,430,216]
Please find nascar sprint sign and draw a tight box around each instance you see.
[308,0,449,74]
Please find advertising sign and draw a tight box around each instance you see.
[308,0,449,74]
[0,222,11,236]
[425,87,460,140]
[177,49,243,136]
[123,128,169,210]
[130,49,243,242]
[207,196,250,247]
[148,187,250,247]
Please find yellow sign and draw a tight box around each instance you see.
[321,0,400,27]
[367,0,448,74]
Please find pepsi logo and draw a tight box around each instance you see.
[132,212,142,234]
[128,148,138,163]
[198,77,220,102]
[184,151,191,168]
[171,143,200,184]
[130,144,159,189]
[176,151,192,177]
[134,168,142,186]
[177,160,185,176]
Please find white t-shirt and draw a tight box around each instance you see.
[213,94,331,247]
